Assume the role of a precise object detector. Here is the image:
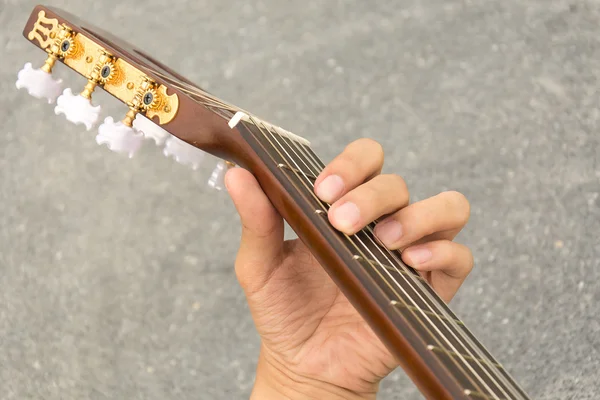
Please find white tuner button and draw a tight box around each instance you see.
[96,117,144,158]
[54,88,101,131]
[163,136,205,170]
[16,62,63,104]
[133,114,170,146]
[208,160,234,191]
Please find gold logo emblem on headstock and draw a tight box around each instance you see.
[27,11,59,48]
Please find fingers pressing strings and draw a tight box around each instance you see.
[314,138,385,204]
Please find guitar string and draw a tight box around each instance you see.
[244,117,494,398]
[283,136,520,400]
[139,65,521,399]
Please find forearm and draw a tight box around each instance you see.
[250,349,378,400]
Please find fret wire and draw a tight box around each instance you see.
[141,63,526,398]
[250,124,492,396]
[427,345,503,369]
[352,255,428,283]
[389,299,463,325]
[276,163,318,180]
[453,319,532,399]
[295,140,522,399]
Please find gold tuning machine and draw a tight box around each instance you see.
[120,77,161,127]
[42,23,78,74]
[93,77,165,159]
[80,51,119,99]
[54,50,120,131]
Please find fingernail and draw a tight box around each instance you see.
[374,220,403,246]
[404,246,433,266]
[331,202,360,232]
[315,175,344,203]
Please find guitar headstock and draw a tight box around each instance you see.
[17,5,245,189]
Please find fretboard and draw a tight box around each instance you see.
[229,115,530,400]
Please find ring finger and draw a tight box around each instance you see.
[373,190,470,250]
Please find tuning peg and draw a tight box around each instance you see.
[54,84,101,131]
[96,113,144,158]
[208,161,235,191]
[16,61,63,104]
[133,114,170,146]
[163,136,205,170]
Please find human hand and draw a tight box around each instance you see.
[225,139,473,400]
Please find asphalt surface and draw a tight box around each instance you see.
[1,0,599,399]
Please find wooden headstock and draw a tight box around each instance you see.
[18,5,254,187]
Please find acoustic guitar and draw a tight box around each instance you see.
[16,6,531,400]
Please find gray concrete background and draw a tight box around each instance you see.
[1,0,598,399]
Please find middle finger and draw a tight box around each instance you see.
[327,174,409,235]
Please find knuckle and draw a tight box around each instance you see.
[441,191,470,225]
[360,181,381,202]
[466,250,475,273]
[444,242,474,279]
[350,138,384,163]
[454,243,474,269]
[459,247,475,277]
[332,156,359,177]
[381,174,409,203]
[390,173,408,192]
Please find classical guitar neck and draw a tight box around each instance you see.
[228,117,530,400]
[18,5,530,400]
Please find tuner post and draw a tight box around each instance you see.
[43,24,77,73]
[40,54,58,74]
[121,108,138,127]
[118,77,161,127]
[79,51,117,99]
[54,50,121,130]
[80,80,97,100]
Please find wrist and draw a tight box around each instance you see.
[250,348,377,400]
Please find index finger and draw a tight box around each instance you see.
[314,138,384,204]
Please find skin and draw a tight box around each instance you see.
[224,138,474,400]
